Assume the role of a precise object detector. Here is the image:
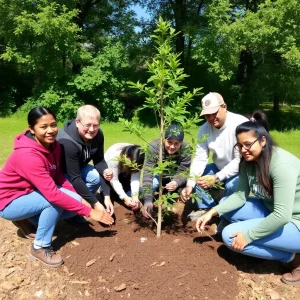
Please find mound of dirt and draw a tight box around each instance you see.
[60,203,238,300]
[0,202,299,299]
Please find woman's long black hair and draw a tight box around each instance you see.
[118,145,145,175]
[236,110,276,196]
[28,106,56,127]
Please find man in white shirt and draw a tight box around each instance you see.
[181,92,248,219]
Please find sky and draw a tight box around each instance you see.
[131,4,150,20]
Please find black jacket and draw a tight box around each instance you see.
[57,120,110,205]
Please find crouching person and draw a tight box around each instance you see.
[196,111,300,285]
[57,105,114,223]
[142,125,191,218]
[181,92,248,222]
[105,143,144,210]
[0,107,113,267]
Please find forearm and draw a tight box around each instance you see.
[130,180,140,198]
[95,160,109,176]
[244,212,290,243]
[111,180,127,200]
[215,191,246,216]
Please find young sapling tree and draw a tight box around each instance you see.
[121,17,203,238]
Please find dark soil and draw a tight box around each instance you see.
[0,202,299,299]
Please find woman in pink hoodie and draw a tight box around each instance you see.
[0,107,113,268]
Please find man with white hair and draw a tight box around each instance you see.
[57,105,114,221]
[181,93,248,224]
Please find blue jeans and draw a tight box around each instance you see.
[0,187,81,248]
[221,197,300,262]
[196,163,238,209]
[66,164,101,194]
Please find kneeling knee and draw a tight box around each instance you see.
[87,170,101,185]
[221,225,235,247]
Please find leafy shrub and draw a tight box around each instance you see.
[16,88,83,121]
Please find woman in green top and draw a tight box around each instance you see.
[196,111,300,285]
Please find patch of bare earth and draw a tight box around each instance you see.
[0,203,298,299]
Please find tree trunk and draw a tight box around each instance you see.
[273,92,280,112]
[72,0,102,74]
[157,86,165,238]
[172,0,186,67]
[236,49,253,85]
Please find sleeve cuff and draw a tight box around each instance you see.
[243,231,253,244]
[187,180,196,188]
[216,172,225,182]
[143,197,153,204]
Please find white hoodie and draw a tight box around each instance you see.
[104,143,140,200]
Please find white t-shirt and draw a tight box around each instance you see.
[104,143,140,200]
[187,111,248,187]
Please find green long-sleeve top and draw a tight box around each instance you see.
[215,147,300,244]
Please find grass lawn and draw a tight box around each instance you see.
[0,116,299,167]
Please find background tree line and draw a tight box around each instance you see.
[0,0,299,129]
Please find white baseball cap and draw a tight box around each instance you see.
[200,92,225,116]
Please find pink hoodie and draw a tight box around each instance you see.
[0,131,91,216]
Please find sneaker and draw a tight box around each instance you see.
[29,246,63,268]
[187,209,208,221]
[65,215,88,225]
[216,219,230,235]
[12,219,36,240]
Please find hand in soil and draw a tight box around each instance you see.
[131,200,141,211]
[104,197,114,216]
[89,209,114,225]
[142,203,153,218]
[123,196,139,208]
[196,212,213,233]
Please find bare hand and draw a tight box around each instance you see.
[196,208,218,233]
[103,168,113,181]
[230,232,248,251]
[197,175,216,189]
[104,196,114,215]
[123,196,136,208]
[131,196,141,211]
[142,203,153,218]
[165,180,178,192]
[89,209,114,225]
[93,201,105,211]
[181,185,193,203]
[196,212,213,233]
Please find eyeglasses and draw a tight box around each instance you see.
[78,120,99,130]
[234,138,259,151]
